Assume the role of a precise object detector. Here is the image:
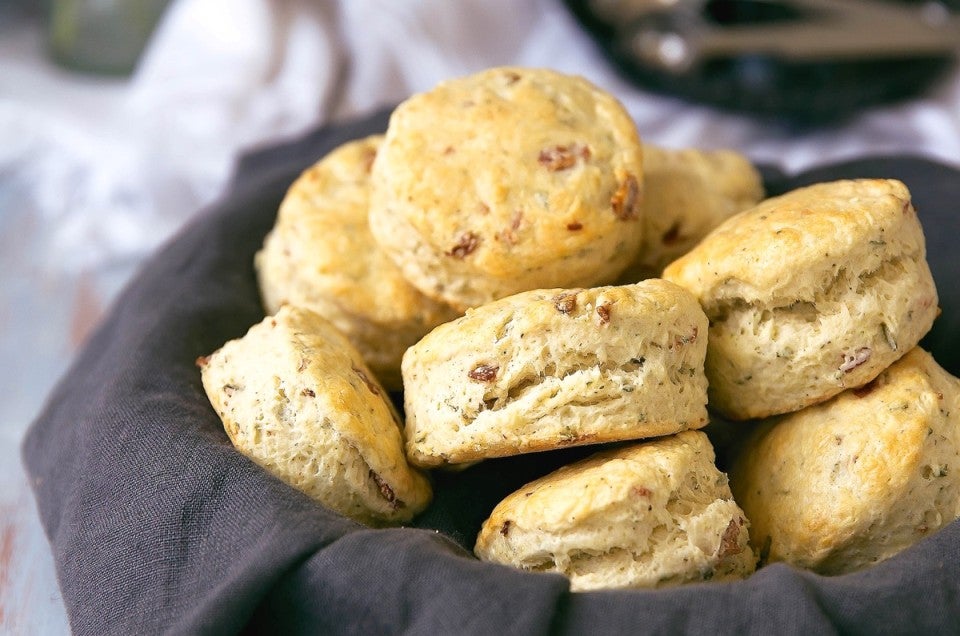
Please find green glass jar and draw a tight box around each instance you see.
[48,0,170,76]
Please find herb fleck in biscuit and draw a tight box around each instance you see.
[369,67,645,311]
[402,279,708,467]
[730,348,960,574]
[663,179,938,419]
[256,136,459,390]
[198,306,432,526]
[475,431,755,590]
[618,144,764,282]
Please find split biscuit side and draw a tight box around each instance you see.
[618,145,764,282]
[730,348,960,574]
[664,179,939,419]
[402,279,709,467]
[475,431,755,590]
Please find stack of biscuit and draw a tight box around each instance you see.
[662,178,958,575]
[198,66,958,589]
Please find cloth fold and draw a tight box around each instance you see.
[23,110,960,635]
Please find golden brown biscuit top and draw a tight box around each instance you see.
[733,347,960,543]
[372,66,644,272]
[628,145,764,276]
[663,179,924,307]
[484,431,713,531]
[264,306,420,496]
[643,145,764,212]
[276,135,455,325]
[409,278,703,367]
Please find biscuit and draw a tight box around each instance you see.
[729,348,960,574]
[369,66,645,311]
[402,279,709,467]
[618,145,764,282]
[475,431,755,590]
[198,305,432,526]
[663,179,939,419]
[255,136,459,390]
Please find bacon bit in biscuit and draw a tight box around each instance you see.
[633,486,652,497]
[352,364,382,396]
[597,303,611,325]
[500,520,512,536]
[443,146,456,156]
[447,231,480,259]
[496,211,523,244]
[839,347,872,373]
[716,518,744,559]
[662,221,683,245]
[611,175,641,220]
[301,388,316,398]
[670,327,698,349]
[566,221,583,231]
[554,292,577,314]
[478,201,490,215]
[362,147,377,173]
[195,355,210,368]
[538,144,591,171]
[503,70,521,85]
[370,470,404,510]
[468,363,499,382]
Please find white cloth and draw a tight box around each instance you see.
[6,0,960,278]
[131,0,960,222]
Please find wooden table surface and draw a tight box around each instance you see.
[1,15,136,630]
[0,258,113,634]
[0,456,70,634]
[0,275,78,634]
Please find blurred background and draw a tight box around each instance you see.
[1,0,958,630]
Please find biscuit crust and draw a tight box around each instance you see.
[256,136,459,390]
[402,279,709,467]
[199,306,432,526]
[618,145,764,282]
[475,431,755,590]
[730,348,960,574]
[369,67,645,311]
[663,179,938,419]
